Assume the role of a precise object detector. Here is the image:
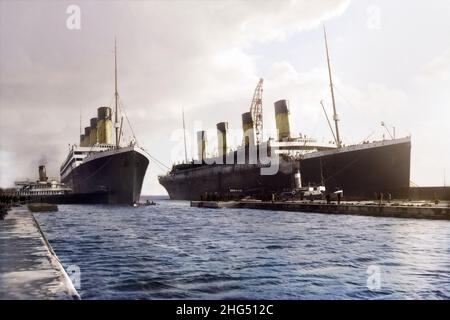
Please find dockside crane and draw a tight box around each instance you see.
[250,78,264,145]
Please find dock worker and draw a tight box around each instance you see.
[378,192,383,206]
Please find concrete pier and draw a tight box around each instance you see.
[191,200,450,220]
[0,206,79,299]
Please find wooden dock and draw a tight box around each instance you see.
[191,200,450,220]
[0,206,79,299]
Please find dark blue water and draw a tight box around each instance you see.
[35,200,450,299]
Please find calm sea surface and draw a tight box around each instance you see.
[35,200,450,299]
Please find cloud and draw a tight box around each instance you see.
[236,0,351,43]
[414,46,450,84]
[261,60,412,144]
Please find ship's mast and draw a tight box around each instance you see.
[114,38,119,148]
[182,106,188,163]
[323,26,341,148]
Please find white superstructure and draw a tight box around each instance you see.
[15,165,71,196]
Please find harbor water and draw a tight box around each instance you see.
[34,200,450,299]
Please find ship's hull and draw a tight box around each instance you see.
[61,147,149,204]
[159,138,411,200]
[159,159,297,200]
[300,138,411,199]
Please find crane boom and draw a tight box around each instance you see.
[250,78,264,145]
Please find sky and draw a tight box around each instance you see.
[0,0,449,195]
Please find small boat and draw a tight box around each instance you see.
[133,200,157,207]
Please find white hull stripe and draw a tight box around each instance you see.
[302,137,411,159]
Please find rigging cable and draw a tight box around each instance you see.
[110,95,171,172]
[333,85,359,111]
[117,98,139,146]
[359,130,376,144]
[142,149,171,171]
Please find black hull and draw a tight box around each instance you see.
[159,139,411,200]
[300,140,411,199]
[159,159,297,200]
[61,149,149,205]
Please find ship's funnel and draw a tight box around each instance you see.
[38,165,47,182]
[241,112,255,147]
[84,127,91,146]
[216,122,228,158]
[274,99,291,141]
[80,134,85,147]
[196,131,207,161]
[97,107,112,145]
[89,118,98,146]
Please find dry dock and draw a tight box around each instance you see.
[0,206,79,299]
[191,200,450,220]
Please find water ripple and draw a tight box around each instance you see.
[34,200,450,299]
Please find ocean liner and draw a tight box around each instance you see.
[158,29,411,200]
[60,42,150,205]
